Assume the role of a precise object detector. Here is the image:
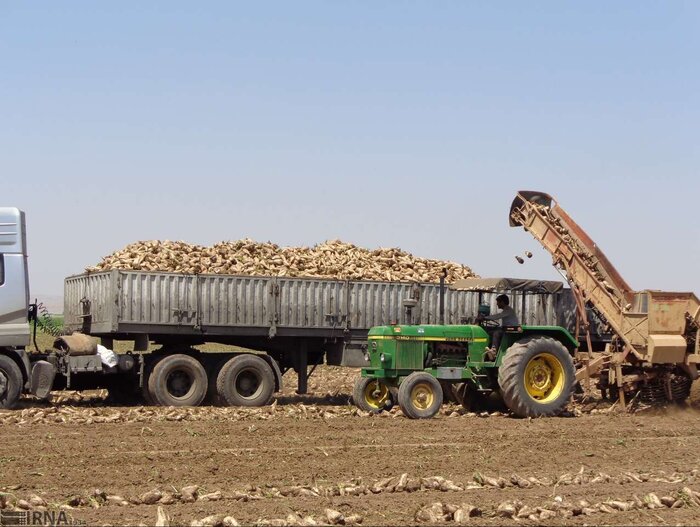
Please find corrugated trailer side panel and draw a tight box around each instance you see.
[348,281,417,328]
[65,271,570,338]
[275,278,347,329]
[119,272,200,327]
[64,271,116,334]
[421,287,478,324]
[199,275,271,327]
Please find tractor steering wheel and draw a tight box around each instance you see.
[480,319,501,328]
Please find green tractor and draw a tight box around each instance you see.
[353,296,579,419]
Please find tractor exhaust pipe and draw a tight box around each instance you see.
[439,268,447,325]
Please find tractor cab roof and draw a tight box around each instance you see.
[451,277,564,294]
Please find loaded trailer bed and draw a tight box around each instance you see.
[63,270,606,396]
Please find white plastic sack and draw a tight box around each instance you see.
[96,344,118,368]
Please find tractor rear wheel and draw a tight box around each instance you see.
[398,372,443,419]
[353,377,393,413]
[498,337,575,418]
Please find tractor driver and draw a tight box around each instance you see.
[478,294,519,360]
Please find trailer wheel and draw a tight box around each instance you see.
[397,372,443,419]
[0,355,22,409]
[498,337,575,418]
[352,377,393,413]
[149,354,208,407]
[216,355,275,407]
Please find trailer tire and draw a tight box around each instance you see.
[149,354,208,407]
[397,372,443,419]
[352,377,393,413]
[0,355,22,409]
[216,355,275,407]
[498,337,575,418]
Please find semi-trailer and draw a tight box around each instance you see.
[0,206,604,409]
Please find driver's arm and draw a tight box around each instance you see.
[485,311,506,321]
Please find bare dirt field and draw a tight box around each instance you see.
[2,367,700,526]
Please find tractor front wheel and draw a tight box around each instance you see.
[498,337,575,418]
[398,372,443,419]
[353,377,394,413]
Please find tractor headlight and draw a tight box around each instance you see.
[380,353,386,362]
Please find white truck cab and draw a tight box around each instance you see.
[0,207,31,408]
[0,207,30,348]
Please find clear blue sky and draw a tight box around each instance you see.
[2,2,698,299]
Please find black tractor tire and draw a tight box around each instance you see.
[498,337,575,418]
[352,377,394,413]
[148,354,208,407]
[0,355,22,409]
[216,354,275,407]
[397,372,443,419]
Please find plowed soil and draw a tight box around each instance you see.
[2,367,700,526]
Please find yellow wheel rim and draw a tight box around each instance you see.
[524,353,565,403]
[410,382,435,410]
[364,381,390,409]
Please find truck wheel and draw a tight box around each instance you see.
[142,378,156,406]
[0,355,22,409]
[397,372,443,419]
[498,337,575,418]
[353,377,393,413]
[216,355,275,407]
[149,354,208,407]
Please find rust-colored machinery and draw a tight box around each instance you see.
[510,191,700,406]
